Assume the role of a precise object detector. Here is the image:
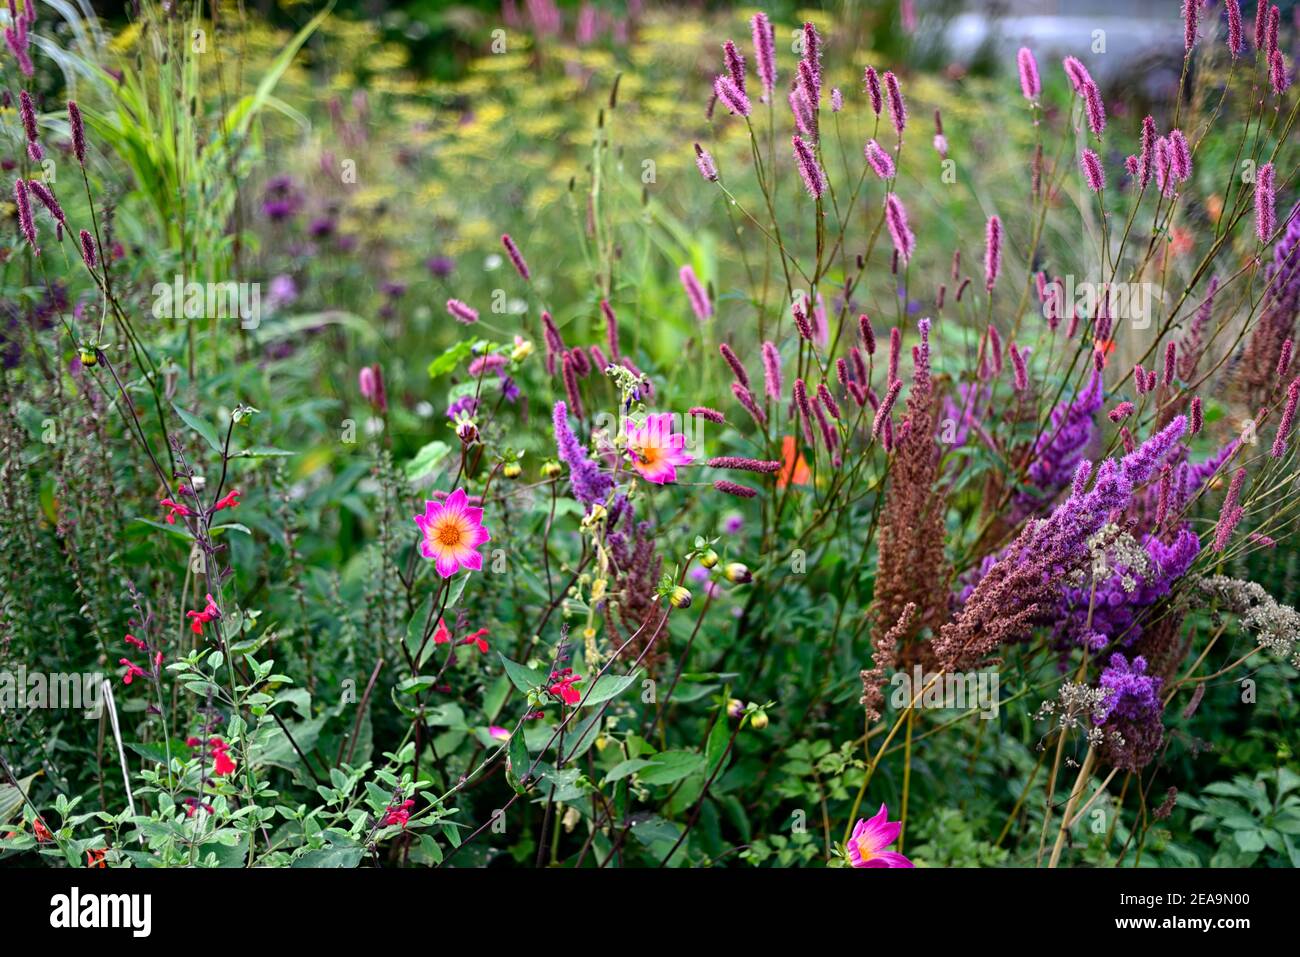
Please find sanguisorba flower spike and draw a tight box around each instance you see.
[1080,148,1105,192]
[13,179,38,255]
[1256,163,1276,243]
[500,233,530,280]
[984,215,1002,292]
[750,12,775,102]
[885,193,915,264]
[67,100,86,166]
[792,134,826,199]
[414,488,491,579]
[1016,47,1040,101]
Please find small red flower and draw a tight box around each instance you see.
[124,633,146,650]
[159,497,192,524]
[432,619,451,644]
[86,848,106,868]
[213,489,241,512]
[186,594,221,635]
[547,669,583,706]
[208,737,237,776]
[33,818,52,843]
[458,627,490,653]
[120,658,146,685]
[382,799,415,828]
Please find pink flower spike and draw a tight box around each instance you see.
[846,803,913,868]
[864,139,895,179]
[1017,47,1040,100]
[1255,163,1276,242]
[414,488,491,579]
[500,233,530,280]
[792,134,826,199]
[626,413,694,485]
[680,265,711,321]
[447,298,479,324]
[1080,148,1105,192]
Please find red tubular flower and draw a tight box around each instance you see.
[459,627,490,653]
[159,497,191,524]
[382,799,415,828]
[208,737,237,776]
[120,659,146,685]
[213,489,241,512]
[186,594,220,635]
[547,669,583,705]
[124,633,146,650]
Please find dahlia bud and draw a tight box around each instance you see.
[503,461,523,479]
[699,548,719,568]
[723,562,752,584]
[668,585,693,609]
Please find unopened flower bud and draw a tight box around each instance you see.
[669,585,693,609]
[456,420,478,443]
[511,337,534,362]
[503,461,522,479]
[78,348,98,367]
[724,562,752,584]
[727,698,745,719]
[541,460,563,478]
[750,710,769,730]
[699,548,719,568]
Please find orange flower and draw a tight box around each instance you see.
[86,848,106,868]
[776,436,810,488]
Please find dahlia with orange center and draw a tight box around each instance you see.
[846,803,913,868]
[414,488,491,578]
[626,413,693,485]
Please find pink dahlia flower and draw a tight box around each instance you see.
[846,803,913,868]
[627,413,693,484]
[414,488,491,578]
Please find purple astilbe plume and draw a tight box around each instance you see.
[751,12,776,102]
[883,71,906,135]
[1062,56,1093,93]
[1182,0,1198,51]
[13,179,38,255]
[67,101,87,166]
[1017,368,1104,515]
[713,75,751,117]
[791,134,826,199]
[864,139,895,179]
[885,194,915,264]
[1017,47,1041,100]
[500,233,530,280]
[693,143,718,182]
[761,341,783,400]
[864,66,882,115]
[1138,115,1157,187]
[1096,654,1165,770]
[26,179,65,226]
[708,456,781,474]
[19,90,42,162]
[1080,148,1105,192]
[79,229,97,269]
[1272,376,1300,458]
[715,479,758,498]
[552,401,612,507]
[1226,0,1245,57]
[984,215,1003,292]
[718,343,749,389]
[1255,163,1276,242]
[680,265,711,320]
[722,39,746,96]
[447,298,479,324]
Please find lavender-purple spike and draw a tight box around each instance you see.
[79,229,96,269]
[553,401,612,507]
[864,66,882,115]
[1226,0,1245,57]
[864,139,895,179]
[68,100,87,166]
[693,143,718,182]
[885,194,915,264]
[883,71,906,135]
[722,40,746,96]
[1080,148,1105,192]
[500,233,530,280]
[680,265,711,321]
[751,13,776,102]
[1017,47,1040,100]
[1256,163,1276,243]
[713,75,751,117]
[791,134,826,199]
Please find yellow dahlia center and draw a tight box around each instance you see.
[635,444,662,467]
[434,518,466,548]
[855,836,875,861]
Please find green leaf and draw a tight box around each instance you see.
[638,751,706,787]
[405,441,452,482]
[499,654,547,694]
[427,340,475,379]
[1233,829,1266,853]
[293,845,364,868]
[581,671,640,707]
[601,759,653,785]
[171,403,224,454]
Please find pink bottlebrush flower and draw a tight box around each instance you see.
[1119,427,1135,454]
[1154,137,1174,197]
[801,21,820,80]
[835,357,851,387]
[884,194,915,264]
[986,324,1003,376]
[1082,79,1106,139]
[792,378,816,446]
[688,406,726,424]
[887,326,902,383]
[792,301,814,341]
[1146,368,1158,393]
[1266,4,1280,59]
[1168,129,1191,182]
[984,215,1003,292]
[1125,154,1140,176]
[1062,55,1093,93]
[500,233,530,280]
[1010,343,1029,391]
[1162,341,1177,387]
[1080,148,1105,192]
[1256,163,1276,243]
[714,74,751,117]
[1226,1,1244,57]
[761,341,783,400]
[731,382,767,427]
[859,314,876,355]
[707,456,781,474]
[1255,2,1268,51]
[447,298,479,324]
[1134,363,1149,395]
[1154,464,1172,528]
[68,100,86,165]
[1109,401,1135,423]
[1271,376,1300,458]
[789,85,817,137]
[846,803,913,868]
[718,342,750,389]
[541,310,565,375]
[1139,115,1157,187]
[414,488,491,579]
[680,265,711,320]
[19,90,42,162]
[562,354,584,419]
[864,139,895,179]
[722,39,746,96]
[1190,396,1203,435]
[13,179,38,255]
[1213,468,1248,551]
[817,382,841,420]
[812,397,838,454]
[1269,49,1289,95]
[27,179,65,225]
[693,142,718,182]
[791,134,826,199]
[872,379,903,441]
[600,299,620,358]
[714,479,758,498]
[79,229,97,269]
[864,66,882,115]
[883,71,906,135]
[1248,532,1277,548]
[1183,0,1198,51]
[1017,47,1041,100]
[1278,338,1294,377]
[831,87,843,112]
[751,13,776,101]
[626,413,693,485]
